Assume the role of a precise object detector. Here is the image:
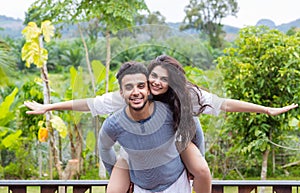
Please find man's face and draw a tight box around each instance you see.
[120,73,150,111]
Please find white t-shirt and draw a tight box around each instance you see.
[87,89,225,117]
[189,87,225,116]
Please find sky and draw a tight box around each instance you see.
[0,0,299,28]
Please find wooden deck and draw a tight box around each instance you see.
[0,180,300,193]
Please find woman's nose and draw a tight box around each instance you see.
[152,79,161,85]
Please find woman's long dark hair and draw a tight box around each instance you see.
[147,55,205,151]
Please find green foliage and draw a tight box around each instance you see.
[46,39,85,72]
[2,138,38,179]
[1,130,22,149]
[0,88,18,126]
[86,131,96,152]
[0,39,15,87]
[110,32,215,70]
[182,0,238,48]
[216,26,300,178]
[26,0,148,35]
[19,79,45,138]
[135,11,166,25]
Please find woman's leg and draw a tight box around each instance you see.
[106,158,131,193]
[180,142,211,193]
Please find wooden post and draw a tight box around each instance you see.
[239,186,256,193]
[9,186,26,193]
[273,186,292,193]
[212,185,223,193]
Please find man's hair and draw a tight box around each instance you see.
[116,61,148,89]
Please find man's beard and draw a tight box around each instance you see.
[129,99,148,111]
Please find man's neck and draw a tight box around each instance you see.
[126,101,154,121]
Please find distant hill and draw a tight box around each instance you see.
[0,15,24,38]
[255,18,300,33]
[1,14,300,40]
[277,18,300,32]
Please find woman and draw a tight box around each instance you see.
[24,55,298,193]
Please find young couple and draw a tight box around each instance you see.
[25,55,298,193]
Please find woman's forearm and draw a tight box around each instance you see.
[50,99,90,111]
[24,99,90,114]
[220,99,268,113]
[220,99,298,116]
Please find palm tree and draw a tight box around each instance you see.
[0,39,15,87]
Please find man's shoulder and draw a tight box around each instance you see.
[154,101,172,113]
[151,101,173,123]
[103,108,126,124]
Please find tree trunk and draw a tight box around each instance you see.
[105,29,111,93]
[39,35,63,179]
[38,143,42,178]
[78,24,96,94]
[78,23,105,178]
[260,149,270,193]
[75,124,83,175]
[96,29,111,179]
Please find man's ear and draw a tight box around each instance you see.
[120,89,124,97]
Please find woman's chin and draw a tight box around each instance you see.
[150,89,163,96]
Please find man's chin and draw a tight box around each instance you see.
[129,101,148,111]
[130,104,144,111]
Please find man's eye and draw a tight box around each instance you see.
[138,84,145,89]
[125,85,133,90]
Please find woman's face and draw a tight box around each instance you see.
[148,65,169,95]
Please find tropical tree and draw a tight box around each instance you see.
[21,21,70,180]
[0,40,15,87]
[25,0,148,93]
[181,0,238,48]
[25,0,148,178]
[217,26,300,182]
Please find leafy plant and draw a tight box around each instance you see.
[217,26,300,179]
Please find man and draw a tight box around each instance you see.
[98,61,191,193]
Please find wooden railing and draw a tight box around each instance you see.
[212,180,300,193]
[0,180,300,193]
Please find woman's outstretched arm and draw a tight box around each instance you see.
[221,99,298,115]
[24,99,89,114]
[24,91,126,115]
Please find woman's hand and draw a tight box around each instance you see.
[266,103,298,116]
[127,182,134,193]
[24,101,49,114]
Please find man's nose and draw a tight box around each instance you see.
[132,86,139,95]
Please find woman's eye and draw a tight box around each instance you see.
[150,73,157,78]
[161,78,168,82]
